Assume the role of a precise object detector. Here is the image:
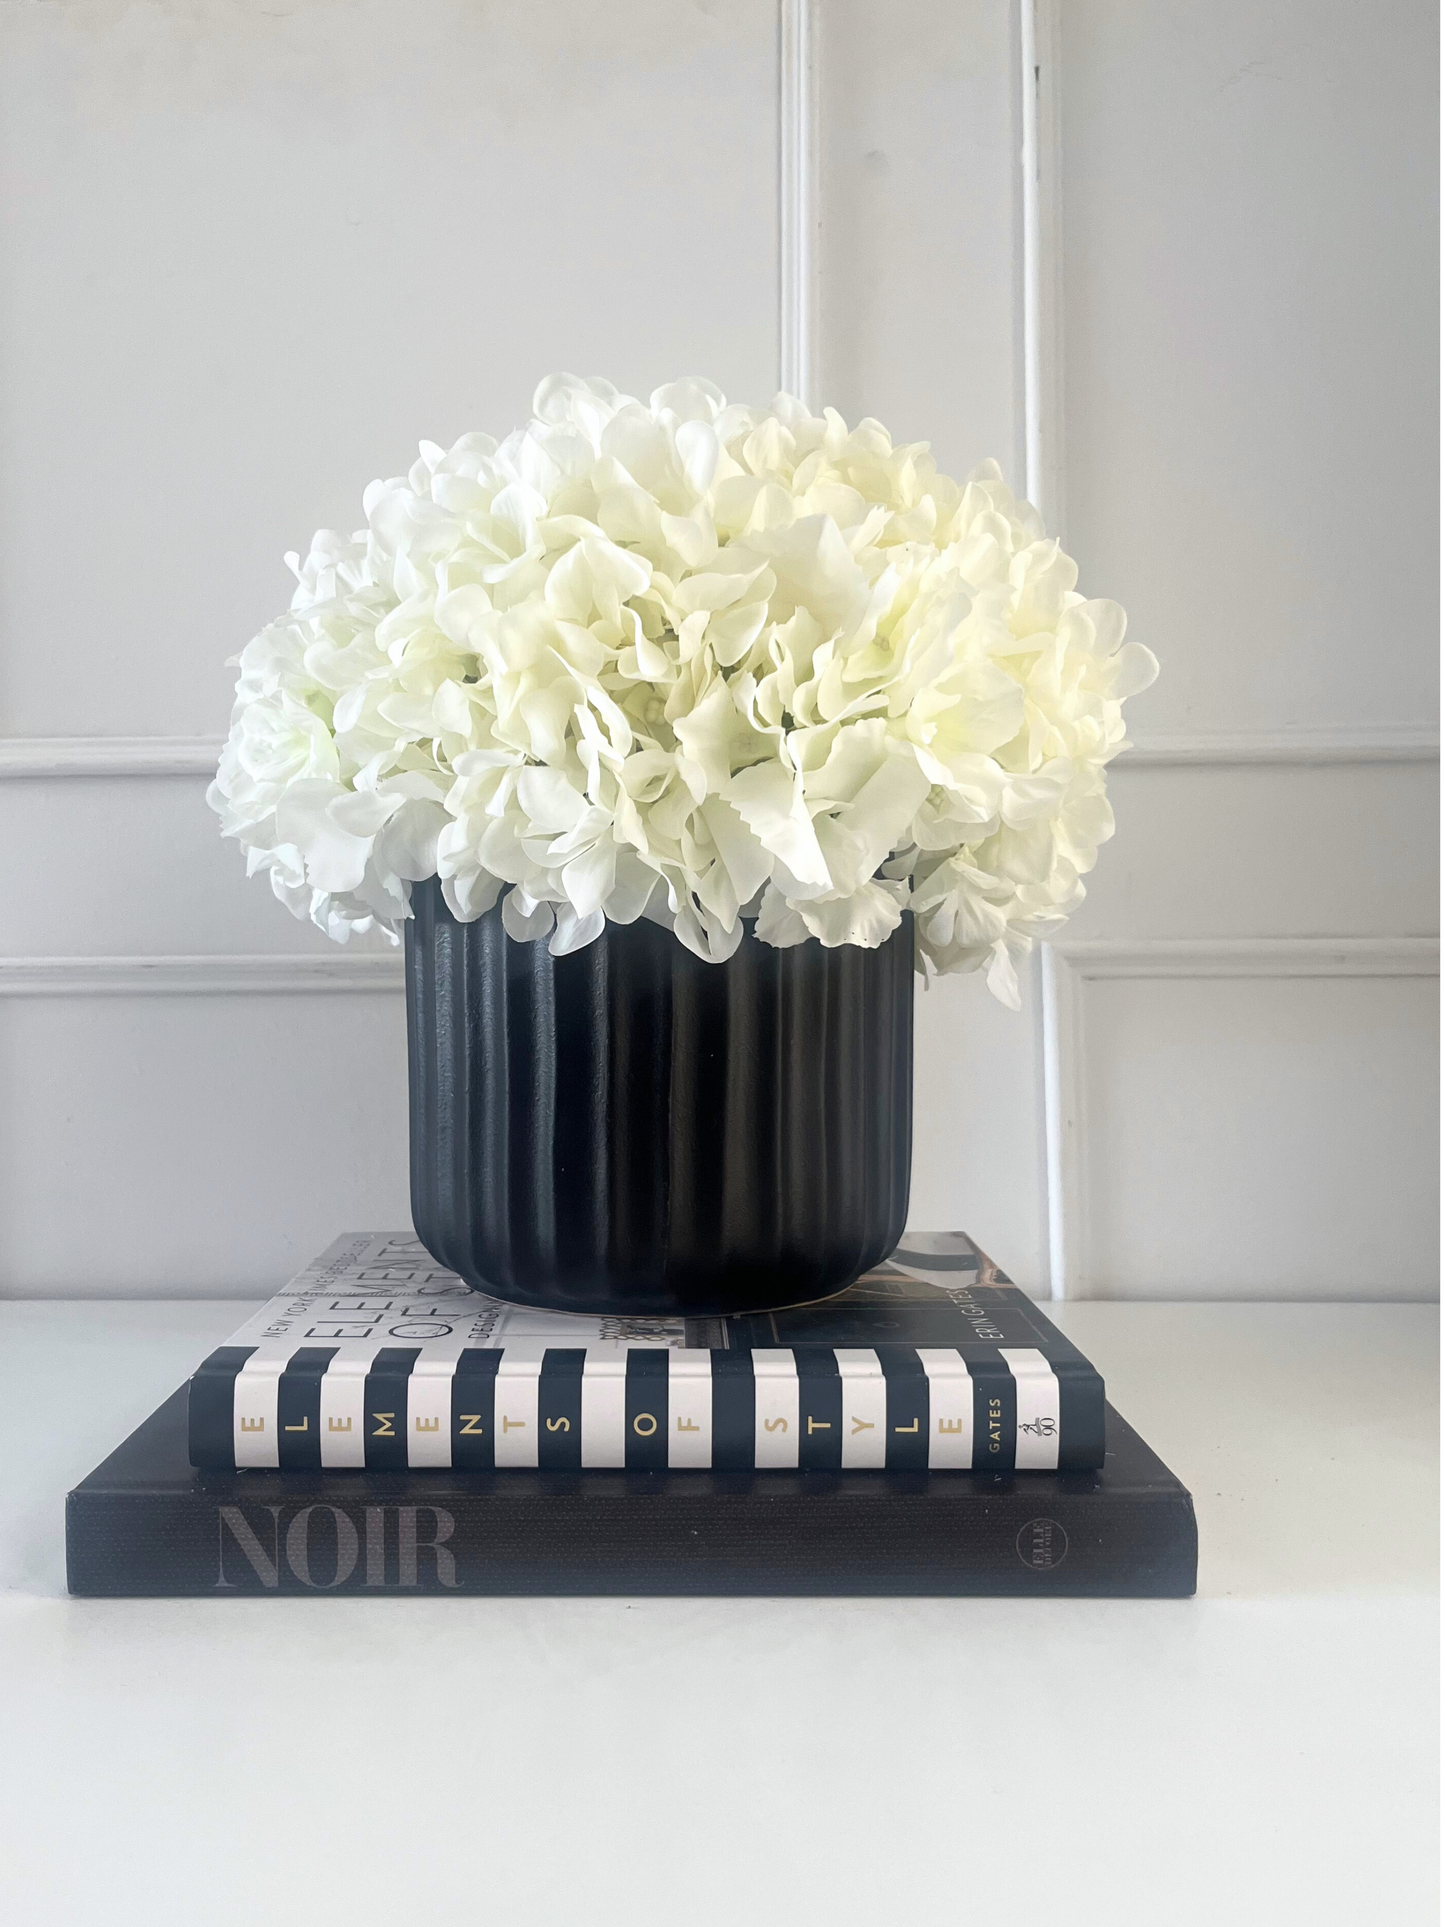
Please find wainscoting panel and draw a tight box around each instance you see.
[0,0,782,739]
[1053,0,1438,744]
[816,0,1022,483]
[1045,942,1440,1301]
[910,954,1048,1290]
[0,988,410,1296]
[0,775,358,960]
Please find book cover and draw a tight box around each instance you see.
[67,1386,1198,1599]
[188,1232,1108,1476]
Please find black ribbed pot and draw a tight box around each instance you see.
[404,877,913,1315]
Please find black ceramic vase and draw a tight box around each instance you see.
[404,877,913,1315]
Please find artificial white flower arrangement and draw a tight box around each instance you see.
[209,375,1156,1008]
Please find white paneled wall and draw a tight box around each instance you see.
[0,0,781,737]
[0,982,410,1296]
[816,0,1052,1284]
[1038,0,1439,1300]
[1045,941,1440,1300]
[1056,0,1439,743]
[0,1,1437,1297]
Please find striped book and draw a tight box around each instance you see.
[189,1232,1106,1475]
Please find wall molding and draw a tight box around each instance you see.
[0,736,225,778]
[1014,9,1436,776]
[1019,0,1064,531]
[778,0,817,407]
[2,722,1433,783]
[1049,936,1439,980]
[0,954,405,996]
[1041,935,1440,1301]
[1116,723,1440,767]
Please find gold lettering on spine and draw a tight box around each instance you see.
[501,1415,526,1432]
[938,1417,963,1434]
[764,1416,789,1433]
[806,1417,831,1434]
[372,1412,395,1438]
[675,1417,700,1432]
[458,1414,484,1435]
[850,1416,874,1436]
[546,1416,571,1433]
[240,1417,265,1433]
[327,1416,353,1433]
[414,1417,440,1433]
[283,1416,309,1433]
[894,1418,919,1434]
[632,1412,658,1438]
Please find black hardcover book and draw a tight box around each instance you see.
[67,1230,1197,1596]
[67,1389,1197,1598]
[67,1395,1202,1603]
[187,1232,1109,1476]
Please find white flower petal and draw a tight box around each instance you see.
[723,760,831,891]
[753,883,811,948]
[699,795,773,908]
[795,881,905,949]
[515,766,588,834]
[211,374,1147,1001]
[501,889,556,944]
[549,904,606,956]
[441,870,503,922]
[985,940,1022,1012]
[561,840,616,919]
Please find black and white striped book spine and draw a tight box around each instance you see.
[187,1232,1106,1473]
[190,1341,1084,1474]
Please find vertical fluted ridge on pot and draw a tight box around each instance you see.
[406,880,914,1315]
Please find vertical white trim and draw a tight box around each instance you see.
[1040,943,1084,1300]
[1035,2,1065,535]
[1019,0,1041,510]
[779,0,816,405]
[1026,1,1069,1301]
[1019,0,1064,531]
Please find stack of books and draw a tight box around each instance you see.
[66,1232,1196,1596]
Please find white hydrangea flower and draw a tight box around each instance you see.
[209,375,1156,1006]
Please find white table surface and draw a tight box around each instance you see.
[0,1298,1437,1926]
